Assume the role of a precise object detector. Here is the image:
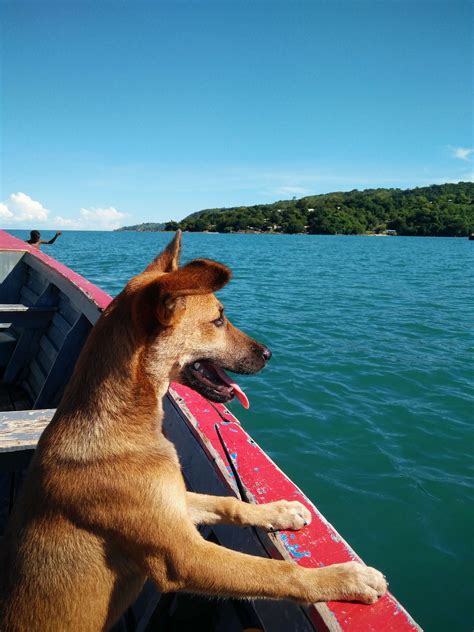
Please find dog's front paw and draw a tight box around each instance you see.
[313,561,387,604]
[261,500,312,531]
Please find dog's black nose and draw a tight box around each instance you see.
[262,346,272,362]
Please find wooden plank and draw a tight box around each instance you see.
[3,284,59,384]
[58,295,79,326]
[25,254,106,324]
[39,334,59,360]
[36,345,53,376]
[25,267,48,296]
[0,304,44,311]
[47,322,66,349]
[29,359,46,393]
[0,253,26,303]
[34,315,91,408]
[19,285,40,307]
[51,311,71,337]
[0,304,57,328]
[0,331,16,368]
[0,409,55,453]
[26,366,43,399]
[3,329,39,384]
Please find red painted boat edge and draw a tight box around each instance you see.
[170,384,421,632]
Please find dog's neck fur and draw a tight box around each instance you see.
[49,297,177,460]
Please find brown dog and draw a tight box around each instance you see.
[0,231,387,631]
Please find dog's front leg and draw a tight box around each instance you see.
[146,532,387,604]
[186,492,311,531]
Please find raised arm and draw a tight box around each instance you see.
[41,231,62,245]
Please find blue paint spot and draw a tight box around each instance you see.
[280,533,311,559]
[229,426,238,432]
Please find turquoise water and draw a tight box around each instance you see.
[11,230,474,630]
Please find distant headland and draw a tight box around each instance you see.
[115,182,473,237]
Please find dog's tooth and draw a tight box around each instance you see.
[194,362,200,370]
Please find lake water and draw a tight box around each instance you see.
[10,230,474,630]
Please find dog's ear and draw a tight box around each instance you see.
[144,230,182,273]
[158,259,231,297]
[135,258,232,328]
[156,259,231,326]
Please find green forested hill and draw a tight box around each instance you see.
[166,182,473,236]
[115,222,166,232]
[117,182,473,236]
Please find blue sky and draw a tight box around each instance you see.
[1,0,472,230]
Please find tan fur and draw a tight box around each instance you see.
[0,231,387,631]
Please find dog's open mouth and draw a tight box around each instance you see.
[183,360,249,409]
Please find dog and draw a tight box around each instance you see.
[0,231,387,631]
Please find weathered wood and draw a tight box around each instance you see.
[3,284,59,384]
[25,253,106,324]
[19,285,40,306]
[0,409,55,453]
[34,315,91,409]
[0,252,26,303]
[0,331,16,368]
[0,304,57,328]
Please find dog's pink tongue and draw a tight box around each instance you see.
[213,365,250,409]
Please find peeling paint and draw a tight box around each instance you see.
[280,533,311,559]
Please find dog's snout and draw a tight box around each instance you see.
[262,346,272,363]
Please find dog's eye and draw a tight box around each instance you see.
[212,316,225,327]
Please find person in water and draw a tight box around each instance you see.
[26,230,62,249]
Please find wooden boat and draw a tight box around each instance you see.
[0,230,420,631]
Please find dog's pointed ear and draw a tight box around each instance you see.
[135,258,232,329]
[156,259,231,326]
[144,230,182,273]
[159,259,231,297]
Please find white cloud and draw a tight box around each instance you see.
[1,192,50,222]
[0,203,13,219]
[55,206,127,230]
[78,206,127,230]
[450,147,473,161]
[54,216,81,229]
[0,192,127,230]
